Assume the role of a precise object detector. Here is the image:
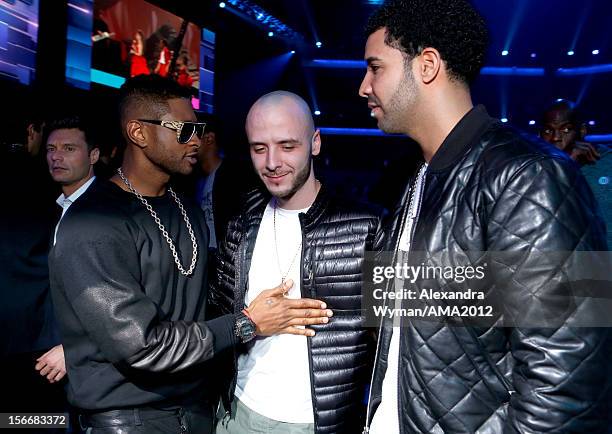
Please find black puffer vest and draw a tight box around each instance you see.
[210,185,380,433]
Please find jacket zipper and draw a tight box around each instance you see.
[301,216,320,432]
[227,235,247,417]
[363,164,424,434]
[394,165,426,434]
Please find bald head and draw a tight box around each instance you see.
[246,91,315,140]
[245,91,322,208]
[540,99,586,153]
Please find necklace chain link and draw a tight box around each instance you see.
[273,199,302,284]
[117,168,198,276]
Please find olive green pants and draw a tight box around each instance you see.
[216,398,314,434]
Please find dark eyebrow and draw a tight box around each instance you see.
[47,142,79,147]
[366,56,382,65]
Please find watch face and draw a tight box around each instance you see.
[236,314,256,343]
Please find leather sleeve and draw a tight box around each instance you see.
[486,156,612,433]
[52,214,236,374]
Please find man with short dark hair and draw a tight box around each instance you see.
[49,75,332,434]
[33,115,100,388]
[359,1,610,433]
[46,115,100,246]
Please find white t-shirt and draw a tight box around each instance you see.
[235,200,314,423]
[370,163,427,434]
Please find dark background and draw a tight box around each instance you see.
[3,0,611,205]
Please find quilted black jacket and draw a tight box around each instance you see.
[365,106,611,434]
[209,185,380,433]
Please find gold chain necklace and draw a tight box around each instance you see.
[117,168,198,276]
[272,199,302,284]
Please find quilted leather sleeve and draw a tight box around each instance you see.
[487,155,611,433]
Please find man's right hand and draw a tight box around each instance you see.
[571,141,600,165]
[247,279,333,337]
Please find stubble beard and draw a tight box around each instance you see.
[269,155,312,201]
[378,68,418,134]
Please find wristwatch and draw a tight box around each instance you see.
[234,311,256,343]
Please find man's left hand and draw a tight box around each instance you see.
[35,344,66,383]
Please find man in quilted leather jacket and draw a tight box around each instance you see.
[210,91,380,434]
[359,0,611,433]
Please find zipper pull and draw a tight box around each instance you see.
[309,269,313,281]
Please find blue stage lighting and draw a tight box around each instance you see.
[501,50,509,56]
[220,1,303,43]
[268,31,274,37]
[585,134,612,143]
[557,64,612,76]
[307,59,366,69]
[290,50,296,54]
[530,53,537,58]
[592,49,600,55]
[480,67,545,76]
[567,50,575,56]
[529,120,536,126]
[589,120,596,126]
[319,128,389,137]
[316,41,322,48]
[314,110,321,116]
[501,118,508,123]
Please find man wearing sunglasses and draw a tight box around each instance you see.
[49,75,332,434]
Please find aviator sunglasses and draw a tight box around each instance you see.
[139,119,206,144]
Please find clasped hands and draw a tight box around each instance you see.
[245,279,333,337]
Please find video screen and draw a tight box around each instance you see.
[66,0,215,112]
[0,0,39,85]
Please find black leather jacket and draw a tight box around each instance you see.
[209,185,380,434]
[365,106,611,433]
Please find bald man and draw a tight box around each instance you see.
[540,99,612,248]
[49,77,331,434]
[210,91,380,434]
[540,99,600,165]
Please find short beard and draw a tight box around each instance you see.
[273,156,312,200]
[378,66,418,134]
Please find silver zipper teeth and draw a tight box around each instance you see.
[394,164,427,432]
[363,164,423,433]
